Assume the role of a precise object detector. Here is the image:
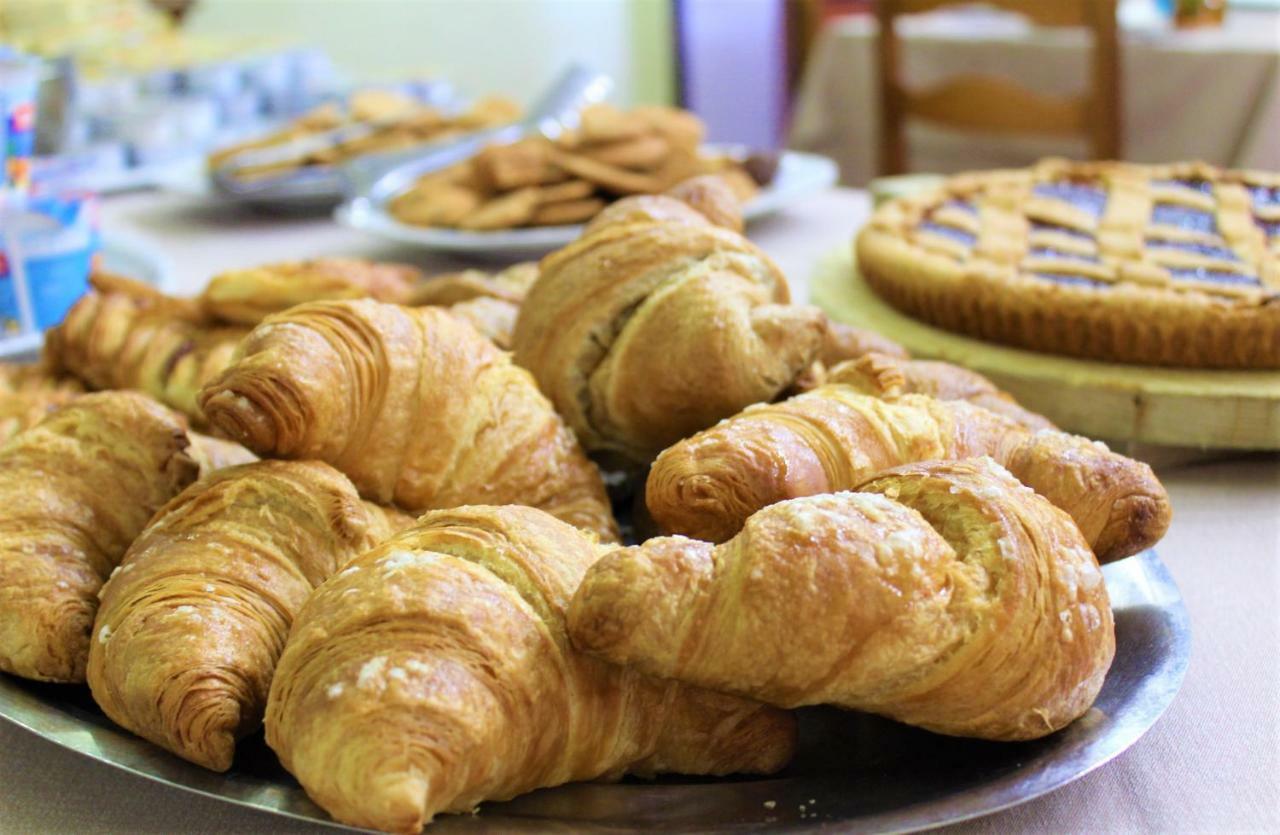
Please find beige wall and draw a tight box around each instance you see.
[188,0,675,106]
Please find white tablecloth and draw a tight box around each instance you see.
[0,189,1277,833]
[789,9,1280,185]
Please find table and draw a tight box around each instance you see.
[789,8,1280,185]
[2,188,1277,833]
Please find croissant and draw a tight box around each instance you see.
[0,392,199,682]
[584,174,745,236]
[820,321,909,366]
[571,458,1114,741]
[406,262,538,307]
[583,194,716,235]
[265,504,796,832]
[0,389,79,442]
[45,273,247,425]
[188,431,259,475]
[442,295,520,349]
[0,360,85,395]
[87,460,409,771]
[646,388,1170,562]
[665,174,747,232]
[823,352,1055,430]
[200,258,427,325]
[199,300,618,541]
[513,221,826,463]
[400,263,540,349]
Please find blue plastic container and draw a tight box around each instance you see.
[0,193,98,340]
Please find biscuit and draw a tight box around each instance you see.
[580,134,670,170]
[579,103,650,143]
[530,198,607,226]
[474,139,563,190]
[633,105,706,149]
[535,180,596,204]
[391,184,482,227]
[550,150,663,195]
[457,187,541,230]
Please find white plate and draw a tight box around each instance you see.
[0,234,173,361]
[335,150,840,259]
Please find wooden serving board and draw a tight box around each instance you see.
[810,246,1280,451]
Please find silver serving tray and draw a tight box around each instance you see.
[0,549,1188,833]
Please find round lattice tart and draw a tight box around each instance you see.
[856,159,1280,368]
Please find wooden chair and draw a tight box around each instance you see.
[875,0,1120,175]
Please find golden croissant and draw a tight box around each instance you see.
[584,174,744,235]
[45,273,247,425]
[265,505,796,832]
[200,258,427,325]
[0,389,77,442]
[441,296,520,349]
[823,352,1055,430]
[571,458,1114,741]
[87,460,409,771]
[0,392,200,682]
[187,431,259,474]
[819,321,909,366]
[646,388,1170,562]
[0,361,86,440]
[0,360,84,395]
[514,220,826,463]
[408,263,540,349]
[199,299,618,541]
[407,262,538,307]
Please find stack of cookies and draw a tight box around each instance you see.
[210,91,522,182]
[388,103,768,231]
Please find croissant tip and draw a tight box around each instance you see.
[1096,490,1173,564]
[199,388,278,453]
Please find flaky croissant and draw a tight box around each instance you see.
[200,258,427,325]
[514,220,825,463]
[0,361,85,440]
[820,321,909,365]
[571,458,1114,741]
[406,262,538,307]
[199,300,618,541]
[87,461,409,771]
[584,174,744,236]
[442,295,520,349]
[45,273,247,425]
[404,263,540,349]
[823,352,1055,430]
[646,388,1169,562]
[187,431,258,475]
[0,360,85,395]
[265,505,795,832]
[0,389,78,442]
[0,392,199,682]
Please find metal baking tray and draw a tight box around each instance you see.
[0,548,1188,832]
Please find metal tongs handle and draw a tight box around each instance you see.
[342,64,612,201]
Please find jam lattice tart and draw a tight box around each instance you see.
[857,159,1280,368]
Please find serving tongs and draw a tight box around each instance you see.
[343,64,612,212]
[211,65,610,211]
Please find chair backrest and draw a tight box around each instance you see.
[875,0,1120,176]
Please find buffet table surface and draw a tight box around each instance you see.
[789,8,1280,185]
[2,187,1277,834]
